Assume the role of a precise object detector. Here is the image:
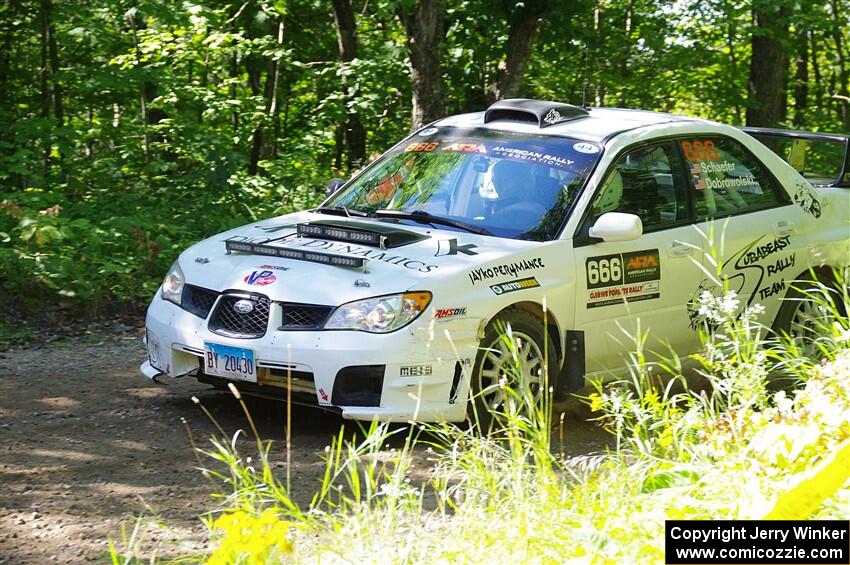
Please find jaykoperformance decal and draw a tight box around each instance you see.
[469,258,544,285]
[585,249,661,308]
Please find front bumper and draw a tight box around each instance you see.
[142,297,481,422]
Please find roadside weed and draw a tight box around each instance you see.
[110,273,850,563]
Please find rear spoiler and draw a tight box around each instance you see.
[741,127,850,188]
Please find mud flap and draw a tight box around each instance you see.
[556,330,585,399]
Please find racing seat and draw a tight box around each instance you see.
[489,160,547,228]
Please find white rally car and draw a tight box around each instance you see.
[141,99,850,422]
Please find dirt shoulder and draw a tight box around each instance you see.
[0,329,610,563]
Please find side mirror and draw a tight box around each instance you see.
[588,212,643,242]
[324,178,346,198]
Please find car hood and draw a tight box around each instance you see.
[179,211,546,305]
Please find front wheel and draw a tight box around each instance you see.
[469,309,559,432]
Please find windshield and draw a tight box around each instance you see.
[326,128,602,241]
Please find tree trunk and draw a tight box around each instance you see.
[229,54,240,131]
[829,0,849,130]
[128,12,150,159]
[617,0,633,106]
[746,2,790,127]
[811,32,823,108]
[39,0,50,171]
[591,1,604,106]
[248,18,284,175]
[793,30,809,127]
[331,0,366,169]
[44,0,62,126]
[489,5,545,101]
[399,0,446,130]
[723,0,742,123]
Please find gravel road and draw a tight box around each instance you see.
[0,327,610,563]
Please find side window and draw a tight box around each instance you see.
[588,142,687,233]
[680,136,788,217]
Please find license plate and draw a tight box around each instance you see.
[203,342,257,382]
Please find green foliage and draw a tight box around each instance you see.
[107,287,850,562]
[1,0,847,310]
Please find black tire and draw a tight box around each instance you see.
[469,308,559,433]
[772,270,845,345]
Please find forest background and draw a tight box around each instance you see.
[1,0,848,315]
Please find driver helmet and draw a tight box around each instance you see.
[595,169,624,213]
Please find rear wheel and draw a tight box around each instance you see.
[772,270,844,346]
[469,309,558,432]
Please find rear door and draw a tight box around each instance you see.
[682,134,810,327]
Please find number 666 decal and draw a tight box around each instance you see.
[586,249,660,290]
[586,254,623,288]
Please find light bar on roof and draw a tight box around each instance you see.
[297,223,386,247]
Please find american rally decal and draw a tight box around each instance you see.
[586,249,661,308]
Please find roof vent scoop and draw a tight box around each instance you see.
[484,99,589,128]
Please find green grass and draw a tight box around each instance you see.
[110,269,850,564]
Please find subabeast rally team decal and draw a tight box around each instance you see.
[585,249,661,308]
[687,234,796,329]
[725,235,793,308]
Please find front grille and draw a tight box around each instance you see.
[279,304,334,330]
[182,285,219,319]
[208,293,271,339]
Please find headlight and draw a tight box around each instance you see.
[161,260,185,305]
[324,292,432,333]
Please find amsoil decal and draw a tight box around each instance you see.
[400,365,432,376]
[469,258,544,285]
[586,249,661,308]
[434,307,467,319]
[490,277,540,295]
[244,270,277,286]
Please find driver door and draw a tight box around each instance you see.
[572,141,705,374]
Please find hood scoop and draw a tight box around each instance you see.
[297,219,429,249]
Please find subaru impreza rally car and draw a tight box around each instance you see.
[141,99,850,422]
